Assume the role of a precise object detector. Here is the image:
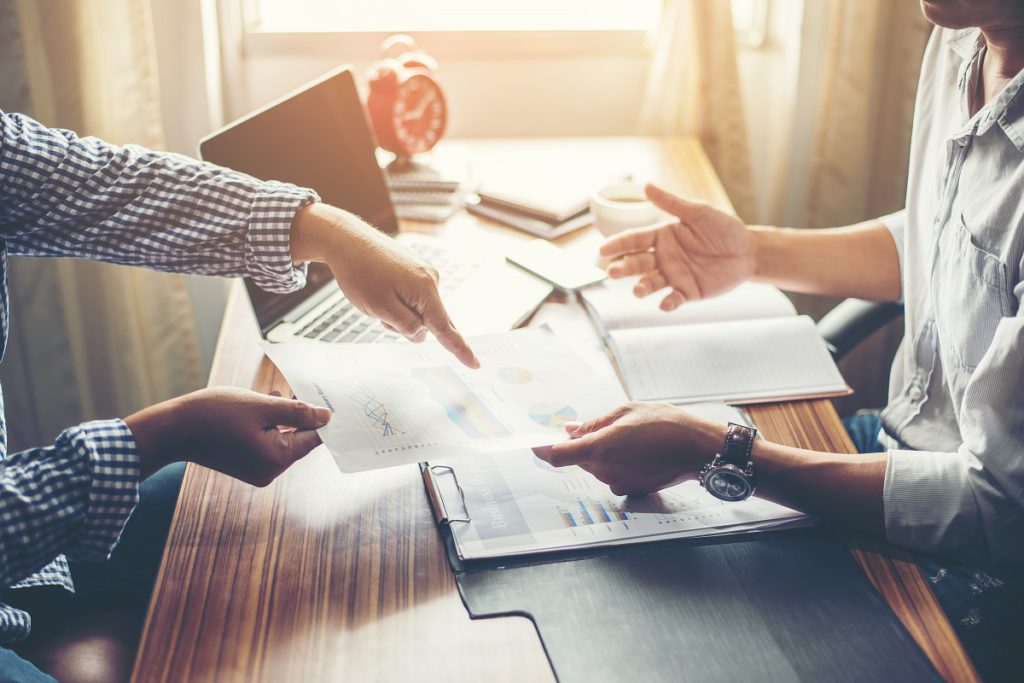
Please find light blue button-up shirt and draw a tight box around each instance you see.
[879,28,1024,568]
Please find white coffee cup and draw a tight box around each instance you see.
[589,182,663,237]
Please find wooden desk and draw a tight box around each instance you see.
[132,137,976,682]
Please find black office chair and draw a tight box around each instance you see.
[817,299,905,362]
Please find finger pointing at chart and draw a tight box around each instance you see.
[290,202,480,368]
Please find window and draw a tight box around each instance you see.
[252,0,662,34]
[224,0,662,137]
[731,0,771,49]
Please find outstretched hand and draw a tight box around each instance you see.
[599,184,755,311]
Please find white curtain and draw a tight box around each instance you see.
[638,0,755,220]
[790,0,930,413]
[0,0,204,450]
[801,0,931,230]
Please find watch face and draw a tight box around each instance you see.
[706,469,752,502]
[392,73,446,155]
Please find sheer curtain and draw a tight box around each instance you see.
[638,0,755,220]
[792,0,931,412]
[0,0,204,450]
[801,0,931,229]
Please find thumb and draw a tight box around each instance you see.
[533,431,602,467]
[645,183,705,221]
[566,405,629,438]
[280,429,323,461]
[263,396,332,430]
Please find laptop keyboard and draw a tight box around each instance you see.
[296,240,476,344]
[407,240,479,291]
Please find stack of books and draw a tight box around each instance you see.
[385,159,465,223]
[467,190,592,239]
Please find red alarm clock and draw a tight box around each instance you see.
[367,36,447,159]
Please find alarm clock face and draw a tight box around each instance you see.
[392,72,446,155]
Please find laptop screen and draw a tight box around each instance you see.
[198,67,398,333]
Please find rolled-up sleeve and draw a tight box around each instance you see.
[0,111,318,294]
[0,419,141,588]
[878,210,906,301]
[883,311,1024,567]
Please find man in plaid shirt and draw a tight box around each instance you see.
[0,110,478,680]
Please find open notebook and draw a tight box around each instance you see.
[581,280,851,404]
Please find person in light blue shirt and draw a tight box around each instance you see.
[536,1,1024,679]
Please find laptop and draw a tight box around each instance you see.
[198,66,552,344]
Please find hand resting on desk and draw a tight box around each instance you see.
[533,401,887,538]
[533,402,723,496]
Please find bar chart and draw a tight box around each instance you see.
[559,498,631,528]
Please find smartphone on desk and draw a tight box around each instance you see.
[505,239,607,292]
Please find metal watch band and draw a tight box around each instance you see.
[721,422,756,468]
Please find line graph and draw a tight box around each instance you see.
[350,386,402,437]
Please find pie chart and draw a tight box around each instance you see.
[528,402,578,429]
[498,366,533,385]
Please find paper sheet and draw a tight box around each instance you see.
[264,328,628,472]
[431,404,808,560]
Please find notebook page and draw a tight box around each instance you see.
[582,280,796,334]
[609,315,847,403]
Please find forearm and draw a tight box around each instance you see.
[689,420,887,536]
[290,202,371,264]
[0,421,141,586]
[750,220,901,301]
[752,439,887,536]
[0,112,317,293]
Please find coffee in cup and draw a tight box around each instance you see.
[589,182,664,237]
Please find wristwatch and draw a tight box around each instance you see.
[699,422,757,502]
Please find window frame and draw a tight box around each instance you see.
[239,0,658,60]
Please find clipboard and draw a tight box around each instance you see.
[421,462,940,683]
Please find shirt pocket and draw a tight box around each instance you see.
[934,214,1011,372]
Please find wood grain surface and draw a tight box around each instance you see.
[132,137,975,682]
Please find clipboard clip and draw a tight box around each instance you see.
[422,464,471,525]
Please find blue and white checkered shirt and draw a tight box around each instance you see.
[0,111,317,641]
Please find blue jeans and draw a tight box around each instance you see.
[0,462,185,682]
[843,413,1024,682]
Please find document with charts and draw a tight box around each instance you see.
[264,328,627,472]
[428,404,808,560]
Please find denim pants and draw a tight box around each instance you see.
[844,412,1024,682]
[0,462,185,682]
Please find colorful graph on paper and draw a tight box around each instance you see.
[349,386,402,437]
[559,498,631,528]
[497,366,534,385]
[528,402,578,429]
[412,366,510,439]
